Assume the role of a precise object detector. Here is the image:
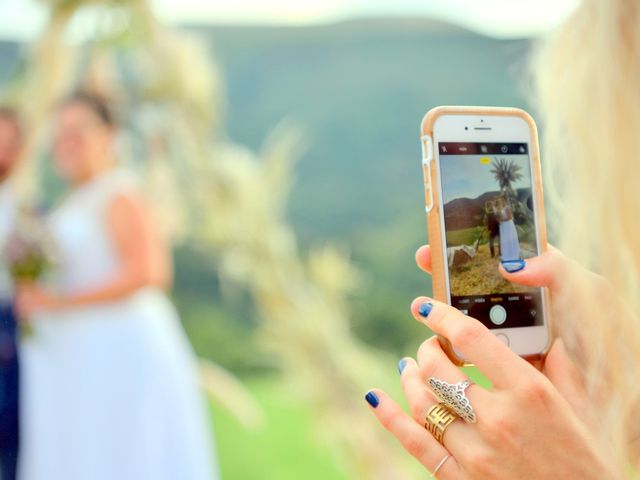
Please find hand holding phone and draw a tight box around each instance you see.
[420,106,551,364]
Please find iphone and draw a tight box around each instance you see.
[420,106,551,365]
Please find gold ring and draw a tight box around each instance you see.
[424,403,458,444]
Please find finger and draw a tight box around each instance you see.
[415,245,432,274]
[401,342,485,456]
[398,355,438,422]
[543,339,589,419]
[411,297,537,388]
[365,389,459,477]
[498,247,572,291]
[417,336,488,405]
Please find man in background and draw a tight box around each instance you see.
[485,200,500,258]
[0,107,23,480]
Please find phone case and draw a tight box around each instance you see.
[420,106,551,366]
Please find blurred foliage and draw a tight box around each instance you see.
[172,246,268,374]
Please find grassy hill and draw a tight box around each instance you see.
[193,19,532,239]
[0,18,535,362]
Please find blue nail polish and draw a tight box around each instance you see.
[501,259,526,273]
[418,302,433,318]
[365,391,380,408]
[397,358,408,374]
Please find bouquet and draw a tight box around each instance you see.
[2,209,57,335]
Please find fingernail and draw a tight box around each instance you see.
[418,302,433,318]
[397,358,408,374]
[501,259,526,273]
[365,391,380,408]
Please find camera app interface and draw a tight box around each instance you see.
[438,142,543,329]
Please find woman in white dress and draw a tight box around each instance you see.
[495,195,521,262]
[16,92,217,480]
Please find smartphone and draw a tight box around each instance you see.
[420,106,551,365]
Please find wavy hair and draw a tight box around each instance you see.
[533,0,640,469]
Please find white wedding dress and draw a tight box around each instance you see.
[498,207,521,262]
[19,170,218,480]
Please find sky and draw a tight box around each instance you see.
[441,154,532,204]
[0,0,581,41]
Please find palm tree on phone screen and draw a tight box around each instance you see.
[490,157,523,203]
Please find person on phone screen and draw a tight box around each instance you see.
[0,107,22,480]
[365,0,640,478]
[483,201,500,258]
[495,195,520,262]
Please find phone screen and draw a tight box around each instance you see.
[437,142,544,329]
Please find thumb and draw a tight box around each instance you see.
[499,247,572,292]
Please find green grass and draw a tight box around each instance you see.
[446,227,479,247]
[209,371,491,480]
[210,377,348,480]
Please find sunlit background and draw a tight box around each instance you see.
[2,0,579,39]
[0,1,578,478]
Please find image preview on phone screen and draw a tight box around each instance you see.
[438,142,543,329]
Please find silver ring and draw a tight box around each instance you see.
[428,377,477,423]
[430,453,451,478]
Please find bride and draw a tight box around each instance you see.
[494,194,521,262]
[16,92,217,479]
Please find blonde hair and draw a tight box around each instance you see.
[533,0,640,468]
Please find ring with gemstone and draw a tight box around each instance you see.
[427,377,477,423]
